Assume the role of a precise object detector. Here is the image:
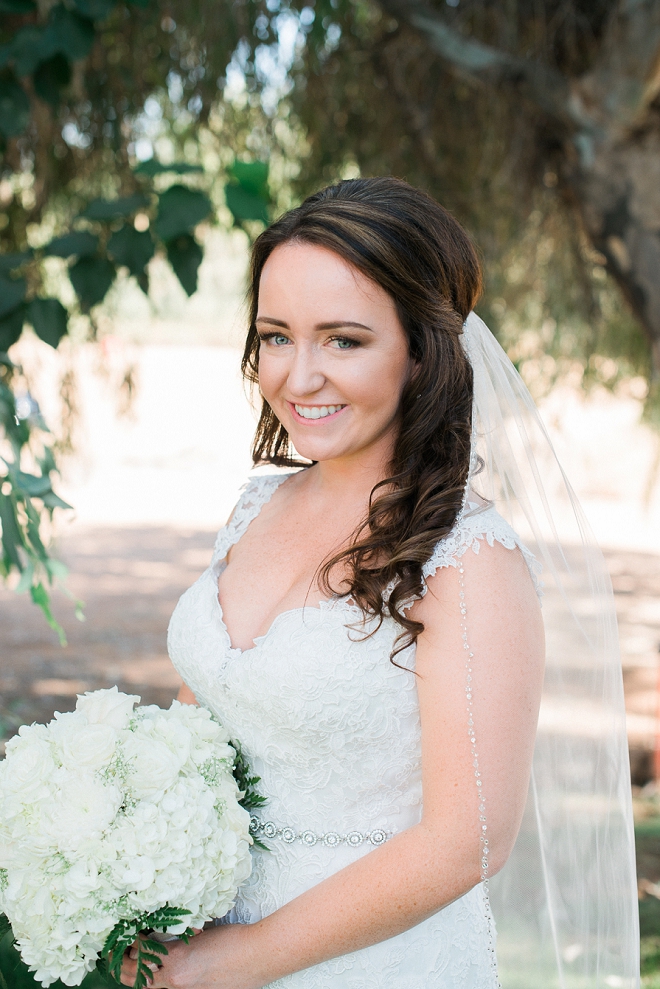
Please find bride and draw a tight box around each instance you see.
[121,177,637,988]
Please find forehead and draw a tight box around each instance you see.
[258,242,396,318]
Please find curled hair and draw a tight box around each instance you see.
[241,177,482,656]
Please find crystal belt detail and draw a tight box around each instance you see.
[249,816,394,848]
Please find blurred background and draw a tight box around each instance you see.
[2,0,660,984]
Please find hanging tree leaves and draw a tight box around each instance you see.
[0,0,276,632]
[5,0,658,632]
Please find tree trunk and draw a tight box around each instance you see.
[572,127,660,375]
[378,0,660,373]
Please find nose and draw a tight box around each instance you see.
[286,343,325,398]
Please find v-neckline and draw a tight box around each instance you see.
[212,583,347,658]
[212,472,350,657]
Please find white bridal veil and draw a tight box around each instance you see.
[461,312,639,988]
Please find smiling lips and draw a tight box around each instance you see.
[292,403,347,420]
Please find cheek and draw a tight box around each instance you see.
[351,351,410,412]
[257,353,284,402]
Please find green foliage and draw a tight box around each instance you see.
[154,185,212,240]
[232,739,267,812]
[33,53,72,106]
[0,353,72,639]
[225,184,269,224]
[27,298,68,348]
[225,161,272,225]
[0,74,30,138]
[44,231,99,258]
[134,161,203,177]
[0,308,24,351]
[0,0,36,12]
[0,922,116,988]
[0,252,31,273]
[81,194,149,222]
[0,274,25,317]
[69,256,116,311]
[643,938,660,978]
[102,906,194,989]
[166,234,202,296]
[107,225,154,278]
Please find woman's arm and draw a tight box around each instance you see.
[122,540,544,989]
[176,681,198,705]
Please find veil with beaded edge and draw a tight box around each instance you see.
[461,311,639,988]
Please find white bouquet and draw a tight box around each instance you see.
[0,688,257,988]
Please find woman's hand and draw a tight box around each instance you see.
[119,925,265,989]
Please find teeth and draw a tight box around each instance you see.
[294,404,345,419]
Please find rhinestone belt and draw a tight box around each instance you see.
[249,816,394,848]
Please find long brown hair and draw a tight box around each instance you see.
[242,177,482,656]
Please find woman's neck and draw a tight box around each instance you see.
[302,435,396,508]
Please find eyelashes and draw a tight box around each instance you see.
[257,333,361,349]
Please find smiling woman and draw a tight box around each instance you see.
[256,243,411,461]
[122,178,638,989]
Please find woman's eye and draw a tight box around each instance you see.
[330,337,358,350]
[259,333,290,346]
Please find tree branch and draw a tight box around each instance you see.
[377,0,578,131]
[580,0,660,128]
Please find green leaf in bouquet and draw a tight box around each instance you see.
[27,298,69,349]
[154,185,212,240]
[232,739,267,811]
[166,233,202,296]
[102,906,193,989]
[0,923,114,989]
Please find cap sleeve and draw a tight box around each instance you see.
[422,503,543,598]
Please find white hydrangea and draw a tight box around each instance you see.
[0,687,253,987]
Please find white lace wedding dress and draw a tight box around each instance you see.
[167,473,531,989]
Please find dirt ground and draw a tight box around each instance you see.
[1,524,659,778]
[0,524,217,748]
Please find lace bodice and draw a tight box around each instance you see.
[167,473,533,989]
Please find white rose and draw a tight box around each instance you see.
[43,774,122,849]
[111,854,156,892]
[61,859,102,902]
[58,723,117,771]
[146,716,192,765]
[76,687,140,729]
[1,734,55,803]
[122,735,181,795]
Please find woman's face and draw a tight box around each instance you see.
[256,242,413,467]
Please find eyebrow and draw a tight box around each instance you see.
[256,317,374,333]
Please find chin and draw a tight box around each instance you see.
[292,443,337,462]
